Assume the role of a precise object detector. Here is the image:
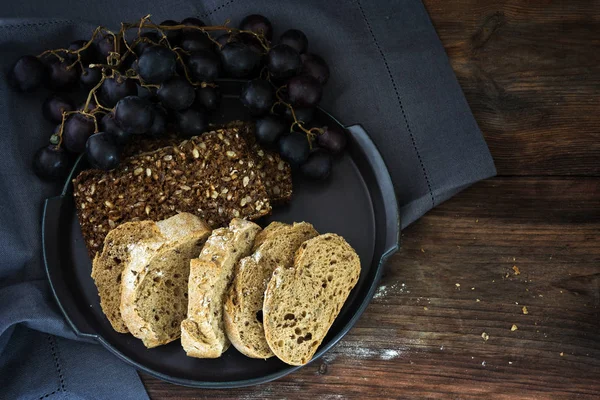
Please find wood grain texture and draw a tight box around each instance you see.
[143,177,600,399]
[426,0,600,176]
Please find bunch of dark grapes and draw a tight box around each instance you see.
[10,14,346,181]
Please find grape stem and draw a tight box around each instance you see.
[273,86,323,148]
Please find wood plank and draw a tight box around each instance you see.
[424,0,600,176]
[142,177,600,399]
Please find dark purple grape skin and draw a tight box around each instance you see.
[42,94,74,124]
[187,50,221,82]
[97,35,116,59]
[287,75,322,107]
[175,109,208,138]
[238,33,265,54]
[157,77,196,111]
[267,44,302,79]
[147,105,168,137]
[317,125,347,154]
[301,150,332,180]
[79,67,102,89]
[180,31,214,53]
[284,106,315,124]
[181,17,205,27]
[239,14,273,41]
[134,32,161,56]
[86,132,120,170]
[114,96,155,134]
[194,86,221,111]
[137,84,158,102]
[100,75,137,107]
[220,42,263,78]
[137,46,176,84]
[301,53,330,85]
[68,40,97,65]
[33,145,70,180]
[279,29,308,54]
[240,79,274,116]
[46,59,78,91]
[8,55,47,92]
[255,115,286,146]
[159,20,182,44]
[278,133,310,168]
[63,114,96,153]
[100,113,130,145]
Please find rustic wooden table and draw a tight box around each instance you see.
[142,1,600,398]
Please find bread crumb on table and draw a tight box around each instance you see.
[522,306,529,314]
[511,324,518,331]
[481,332,489,341]
[512,265,521,275]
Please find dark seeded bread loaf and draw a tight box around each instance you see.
[224,222,318,359]
[91,220,163,333]
[120,213,211,348]
[263,233,361,365]
[180,219,261,358]
[73,126,271,258]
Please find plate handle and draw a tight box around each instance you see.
[43,196,98,340]
[345,124,400,261]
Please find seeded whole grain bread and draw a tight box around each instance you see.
[263,233,361,366]
[73,126,271,258]
[121,121,292,204]
[223,221,318,359]
[120,213,211,348]
[91,220,163,333]
[180,219,261,358]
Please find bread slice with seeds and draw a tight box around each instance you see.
[181,219,261,358]
[120,213,211,348]
[224,222,318,359]
[91,220,163,333]
[263,233,361,365]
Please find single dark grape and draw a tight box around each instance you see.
[157,77,195,110]
[301,53,330,85]
[42,94,74,124]
[187,50,221,82]
[8,55,47,92]
[279,29,308,54]
[239,14,273,41]
[134,32,161,56]
[33,145,70,180]
[100,113,130,145]
[45,59,78,91]
[182,17,205,27]
[86,132,120,170]
[63,114,96,153]
[137,46,176,84]
[238,32,265,54]
[175,109,208,138]
[114,96,155,134]
[100,75,137,107]
[240,79,274,115]
[287,75,322,107]
[220,42,262,78]
[284,106,315,124]
[180,31,214,53]
[159,20,181,44]
[255,115,286,145]
[278,133,310,168]
[147,105,168,137]
[79,67,102,89]
[267,44,302,79]
[97,34,116,59]
[194,86,221,111]
[68,40,97,65]
[301,150,332,180]
[317,125,347,154]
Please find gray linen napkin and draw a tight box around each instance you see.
[0,1,495,398]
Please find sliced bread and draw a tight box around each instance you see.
[180,219,261,358]
[224,222,318,359]
[263,233,361,365]
[91,220,163,333]
[120,213,211,348]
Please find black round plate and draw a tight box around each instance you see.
[42,80,399,388]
